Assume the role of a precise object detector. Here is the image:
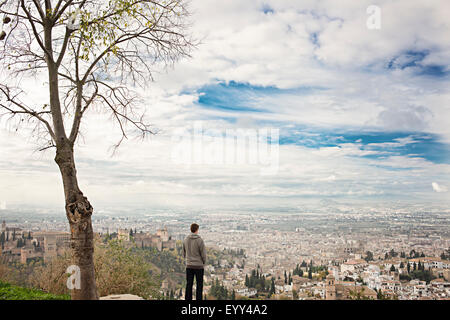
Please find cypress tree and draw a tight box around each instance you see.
[270,278,275,295]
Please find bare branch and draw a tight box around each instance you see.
[19,0,51,58]
[0,85,56,141]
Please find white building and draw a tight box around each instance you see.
[340,259,368,273]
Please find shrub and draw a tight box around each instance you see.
[30,239,161,299]
[0,281,69,300]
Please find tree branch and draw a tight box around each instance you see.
[0,85,56,141]
[19,0,52,58]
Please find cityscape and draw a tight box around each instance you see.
[2,202,449,300]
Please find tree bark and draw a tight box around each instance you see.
[55,140,99,300]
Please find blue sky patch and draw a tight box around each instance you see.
[388,50,428,70]
[282,129,450,164]
[195,81,321,113]
[387,50,449,77]
[261,4,274,14]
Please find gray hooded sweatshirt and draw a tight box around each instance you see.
[183,233,207,268]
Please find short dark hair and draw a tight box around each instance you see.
[190,223,199,233]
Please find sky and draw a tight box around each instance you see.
[0,0,449,212]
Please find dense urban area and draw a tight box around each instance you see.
[1,203,449,300]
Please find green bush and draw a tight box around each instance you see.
[0,281,70,300]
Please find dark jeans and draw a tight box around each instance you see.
[185,268,204,301]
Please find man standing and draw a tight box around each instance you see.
[183,223,207,300]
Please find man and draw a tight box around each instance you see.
[183,223,207,300]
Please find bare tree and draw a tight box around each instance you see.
[0,0,194,300]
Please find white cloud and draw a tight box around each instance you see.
[146,0,450,140]
[432,182,448,193]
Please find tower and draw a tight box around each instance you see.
[325,274,336,300]
[1,220,5,233]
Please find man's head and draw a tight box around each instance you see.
[191,223,199,234]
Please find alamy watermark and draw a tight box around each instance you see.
[66,265,81,290]
[171,122,280,176]
[367,5,381,30]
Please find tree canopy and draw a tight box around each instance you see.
[1,0,194,149]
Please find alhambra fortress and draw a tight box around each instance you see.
[118,226,176,251]
[0,220,175,264]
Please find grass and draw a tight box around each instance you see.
[0,281,70,300]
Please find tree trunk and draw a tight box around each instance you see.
[55,140,98,300]
[42,18,97,300]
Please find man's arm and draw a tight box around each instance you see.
[182,240,186,258]
[199,239,207,265]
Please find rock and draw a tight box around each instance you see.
[100,294,145,300]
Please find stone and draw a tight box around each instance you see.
[100,294,145,300]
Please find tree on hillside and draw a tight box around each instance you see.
[293,264,303,276]
[269,278,275,296]
[364,251,374,262]
[245,269,267,292]
[209,279,228,300]
[389,249,398,258]
[0,0,194,300]
[440,248,450,260]
[0,232,5,248]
